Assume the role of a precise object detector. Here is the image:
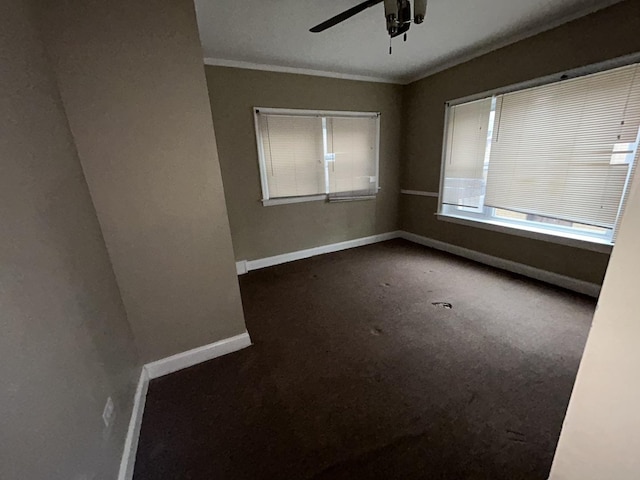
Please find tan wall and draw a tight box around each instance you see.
[205,67,402,261]
[40,0,247,362]
[549,145,640,478]
[400,0,640,285]
[0,2,140,478]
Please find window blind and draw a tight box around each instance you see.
[484,63,640,228]
[255,109,379,202]
[327,116,378,200]
[442,98,492,208]
[257,114,325,199]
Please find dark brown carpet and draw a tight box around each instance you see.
[134,239,595,480]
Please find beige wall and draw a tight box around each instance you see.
[549,146,640,478]
[40,0,247,362]
[400,0,640,285]
[0,1,140,478]
[205,67,402,261]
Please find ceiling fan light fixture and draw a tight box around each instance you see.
[383,0,399,18]
[414,0,427,24]
[383,0,399,33]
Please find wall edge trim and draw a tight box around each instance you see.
[399,230,601,297]
[236,231,402,274]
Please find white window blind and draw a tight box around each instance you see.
[257,114,325,199]
[485,63,640,229]
[442,98,492,208]
[326,116,379,200]
[440,61,640,245]
[255,109,379,204]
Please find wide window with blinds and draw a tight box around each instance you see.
[254,108,380,206]
[440,61,640,246]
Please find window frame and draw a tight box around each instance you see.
[253,107,381,206]
[437,52,640,252]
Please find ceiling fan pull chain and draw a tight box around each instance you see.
[389,36,392,55]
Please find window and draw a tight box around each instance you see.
[439,61,640,247]
[254,108,380,206]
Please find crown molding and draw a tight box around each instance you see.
[203,57,403,85]
[205,1,621,86]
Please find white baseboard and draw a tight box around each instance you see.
[236,231,401,274]
[117,331,253,479]
[144,332,252,379]
[234,229,599,297]
[236,260,248,275]
[118,367,149,480]
[399,231,601,298]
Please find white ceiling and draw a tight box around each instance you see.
[194,0,622,84]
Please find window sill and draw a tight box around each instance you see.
[262,195,327,206]
[262,194,376,206]
[436,213,613,254]
[328,195,376,203]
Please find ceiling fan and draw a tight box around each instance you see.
[310,0,428,53]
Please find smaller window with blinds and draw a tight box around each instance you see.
[254,108,380,206]
[439,61,640,246]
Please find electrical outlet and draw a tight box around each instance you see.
[102,397,115,427]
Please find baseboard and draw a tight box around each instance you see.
[234,230,599,297]
[118,367,149,480]
[144,332,252,379]
[236,260,248,275]
[118,331,253,479]
[236,231,401,274]
[399,231,601,298]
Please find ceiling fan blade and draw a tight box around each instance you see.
[310,0,384,33]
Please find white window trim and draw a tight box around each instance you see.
[436,212,613,254]
[262,195,327,207]
[253,107,381,206]
[436,52,640,251]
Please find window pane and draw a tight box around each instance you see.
[484,63,640,229]
[327,116,378,197]
[258,114,325,198]
[442,98,492,208]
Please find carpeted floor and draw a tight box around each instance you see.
[134,239,595,480]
